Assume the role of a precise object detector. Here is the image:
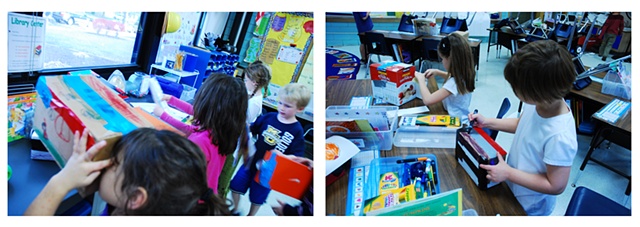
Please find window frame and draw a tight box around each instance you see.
[8,12,166,86]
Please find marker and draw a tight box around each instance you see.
[396,157,430,164]
[469,109,478,128]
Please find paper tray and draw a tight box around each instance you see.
[393,126,459,148]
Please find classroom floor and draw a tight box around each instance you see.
[328,41,632,215]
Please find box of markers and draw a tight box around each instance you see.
[346,154,440,215]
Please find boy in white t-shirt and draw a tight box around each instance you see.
[468,40,578,216]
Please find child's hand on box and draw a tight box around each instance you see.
[153,103,165,117]
[424,69,444,79]
[479,154,510,183]
[414,71,427,85]
[25,130,111,216]
[55,130,111,193]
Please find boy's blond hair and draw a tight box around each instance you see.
[278,83,311,109]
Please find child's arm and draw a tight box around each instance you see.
[415,71,452,106]
[468,113,519,133]
[25,130,111,215]
[155,103,197,135]
[480,155,572,195]
[166,95,194,115]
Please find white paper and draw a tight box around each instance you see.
[326,135,361,176]
[130,102,190,122]
[387,106,430,119]
[276,45,303,64]
[8,13,46,72]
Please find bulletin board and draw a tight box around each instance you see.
[258,12,314,86]
[155,12,203,64]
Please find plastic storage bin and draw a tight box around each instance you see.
[601,69,631,100]
[180,84,197,102]
[326,105,398,151]
[354,154,440,215]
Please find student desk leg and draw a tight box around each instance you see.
[574,120,631,195]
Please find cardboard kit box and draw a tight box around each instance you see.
[33,74,180,195]
[370,62,418,106]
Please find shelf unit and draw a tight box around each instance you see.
[149,64,199,87]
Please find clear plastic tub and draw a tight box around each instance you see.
[601,69,631,100]
[362,154,440,213]
[180,84,196,102]
[326,105,398,151]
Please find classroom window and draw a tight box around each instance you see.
[39,12,142,70]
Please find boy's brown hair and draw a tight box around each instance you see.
[504,40,576,104]
[279,83,311,109]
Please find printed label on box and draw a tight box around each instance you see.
[370,62,417,106]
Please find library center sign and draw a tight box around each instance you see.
[8,12,46,72]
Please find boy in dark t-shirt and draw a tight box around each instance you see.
[229,83,311,216]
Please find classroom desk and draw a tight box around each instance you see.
[368,30,481,72]
[325,79,526,216]
[417,35,482,71]
[367,30,422,64]
[486,27,527,59]
[568,71,632,195]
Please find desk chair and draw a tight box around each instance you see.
[398,14,415,33]
[496,30,516,58]
[364,32,395,77]
[418,38,441,72]
[482,97,511,140]
[564,186,630,216]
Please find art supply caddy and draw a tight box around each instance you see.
[345,153,441,216]
[327,105,466,215]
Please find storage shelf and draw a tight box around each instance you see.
[149,64,199,87]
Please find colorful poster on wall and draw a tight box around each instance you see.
[8,13,46,72]
[258,12,313,86]
[155,12,203,64]
[243,37,263,63]
[253,12,271,37]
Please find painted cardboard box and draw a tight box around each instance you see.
[370,62,418,106]
[33,74,164,196]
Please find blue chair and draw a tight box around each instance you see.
[565,186,630,216]
[364,32,395,76]
[483,97,511,141]
[418,38,441,72]
[398,14,416,33]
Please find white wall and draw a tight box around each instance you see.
[196,12,230,47]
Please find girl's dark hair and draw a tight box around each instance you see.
[503,40,576,104]
[242,60,272,98]
[110,128,232,215]
[192,73,248,156]
[438,33,476,94]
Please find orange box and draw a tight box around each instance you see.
[370,62,418,106]
[255,150,313,200]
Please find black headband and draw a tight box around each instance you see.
[200,188,214,201]
[440,36,451,56]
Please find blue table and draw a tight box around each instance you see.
[8,138,86,215]
[326,48,360,80]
